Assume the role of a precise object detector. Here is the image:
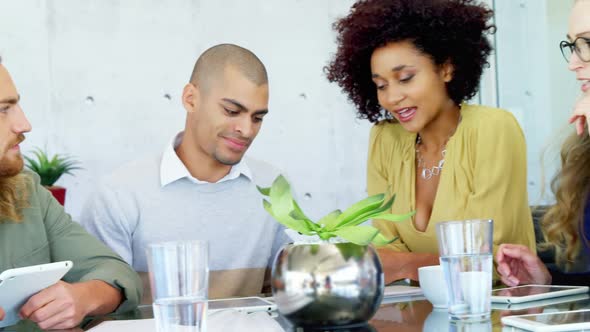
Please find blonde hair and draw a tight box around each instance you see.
[0,173,30,222]
[541,128,590,269]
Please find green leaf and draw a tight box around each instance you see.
[318,209,342,230]
[293,201,323,231]
[332,225,380,246]
[379,194,396,211]
[336,194,397,228]
[268,175,296,222]
[288,210,320,232]
[263,200,313,235]
[256,185,270,196]
[371,211,416,223]
[371,233,399,246]
[328,194,385,230]
[318,232,337,241]
[291,200,310,221]
[262,175,321,235]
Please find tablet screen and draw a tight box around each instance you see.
[520,310,590,325]
[208,298,271,310]
[491,285,575,297]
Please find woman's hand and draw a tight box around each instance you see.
[495,244,551,287]
[569,92,590,136]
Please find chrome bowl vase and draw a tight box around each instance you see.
[271,242,384,328]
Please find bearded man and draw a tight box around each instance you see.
[0,58,142,330]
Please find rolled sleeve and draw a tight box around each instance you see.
[34,174,142,312]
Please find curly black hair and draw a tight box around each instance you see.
[325,0,495,123]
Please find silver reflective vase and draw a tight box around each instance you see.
[271,242,384,328]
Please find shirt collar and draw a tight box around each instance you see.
[160,131,252,187]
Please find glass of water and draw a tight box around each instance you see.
[436,219,493,321]
[146,241,209,332]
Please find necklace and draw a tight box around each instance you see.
[415,115,462,180]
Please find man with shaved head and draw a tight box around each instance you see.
[80,44,288,303]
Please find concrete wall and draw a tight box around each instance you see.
[0,0,574,220]
[0,0,370,221]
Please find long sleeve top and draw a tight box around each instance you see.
[367,104,536,256]
[0,171,142,313]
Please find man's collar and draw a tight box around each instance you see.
[160,131,252,187]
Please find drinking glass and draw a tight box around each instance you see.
[146,241,209,332]
[436,219,493,321]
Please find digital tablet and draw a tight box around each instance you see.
[491,293,590,311]
[491,285,589,304]
[208,296,277,314]
[501,309,590,331]
[0,261,73,328]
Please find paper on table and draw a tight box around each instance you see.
[87,319,156,332]
[384,285,423,297]
[87,311,285,332]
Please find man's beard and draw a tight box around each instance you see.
[0,134,25,177]
[0,153,24,177]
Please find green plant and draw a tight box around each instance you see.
[24,148,82,187]
[258,175,415,246]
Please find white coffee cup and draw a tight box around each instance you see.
[418,265,448,308]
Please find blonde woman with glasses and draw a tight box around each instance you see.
[496,0,590,287]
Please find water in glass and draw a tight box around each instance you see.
[152,296,207,332]
[440,253,492,321]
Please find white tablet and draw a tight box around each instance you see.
[501,309,590,331]
[491,293,590,311]
[208,297,277,314]
[491,285,589,304]
[0,261,73,328]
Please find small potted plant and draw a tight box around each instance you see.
[24,148,82,206]
[258,175,414,328]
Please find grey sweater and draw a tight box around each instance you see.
[79,154,288,301]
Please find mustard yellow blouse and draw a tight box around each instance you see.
[368,104,536,255]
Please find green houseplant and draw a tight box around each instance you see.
[258,175,414,328]
[258,175,413,245]
[24,147,82,206]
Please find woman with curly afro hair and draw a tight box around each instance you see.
[326,0,536,283]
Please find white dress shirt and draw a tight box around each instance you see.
[160,131,252,187]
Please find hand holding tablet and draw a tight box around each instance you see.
[0,261,72,328]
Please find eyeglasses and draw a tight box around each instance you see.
[560,37,590,63]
